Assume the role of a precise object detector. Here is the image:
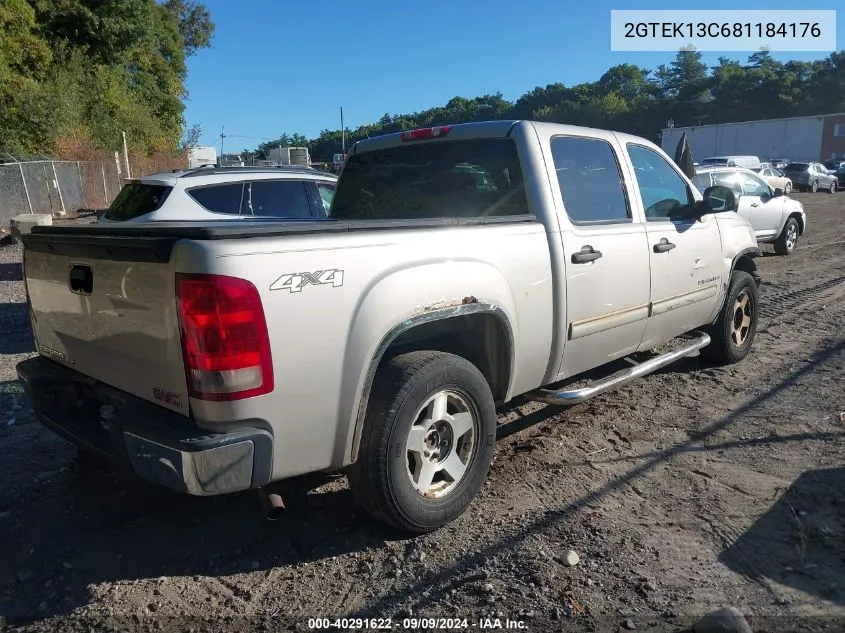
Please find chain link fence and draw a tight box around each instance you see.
[0,159,126,224]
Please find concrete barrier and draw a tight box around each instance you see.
[10,214,52,241]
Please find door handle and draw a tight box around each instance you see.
[653,239,676,253]
[571,246,602,264]
[750,203,758,207]
[68,264,94,294]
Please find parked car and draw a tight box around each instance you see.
[823,159,845,172]
[693,166,806,255]
[755,166,792,193]
[99,165,338,223]
[699,155,762,170]
[781,162,838,193]
[17,120,763,534]
[835,166,845,188]
[768,158,789,170]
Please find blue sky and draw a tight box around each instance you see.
[183,0,843,151]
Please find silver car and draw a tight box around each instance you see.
[693,166,807,255]
[781,162,838,193]
[99,165,338,223]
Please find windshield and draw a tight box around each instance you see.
[783,163,808,171]
[331,138,530,220]
[699,158,728,166]
[104,182,172,220]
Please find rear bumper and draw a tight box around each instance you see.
[16,356,273,496]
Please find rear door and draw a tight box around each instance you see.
[735,170,785,240]
[624,143,723,350]
[549,134,651,379]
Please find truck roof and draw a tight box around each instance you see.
[351,119,664,154]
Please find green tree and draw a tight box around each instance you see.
[1,0,213,157]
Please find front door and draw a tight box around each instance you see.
[548,134,651,380]
[624,143,724,351]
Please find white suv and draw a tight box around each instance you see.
[693,165,807,255]
[99,165,338,223]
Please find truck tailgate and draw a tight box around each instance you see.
[23,248,189,415]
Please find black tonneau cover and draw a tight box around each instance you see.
[22,215,537,262]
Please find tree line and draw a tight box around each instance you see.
[0,0,213,159]
[258,50,845,161]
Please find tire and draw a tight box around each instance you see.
[810,180,818,193]
[829,181,837,194]
[773,217,800,256]
[701,271,758,365]
[348,350,497,534]
[784,182,792,194]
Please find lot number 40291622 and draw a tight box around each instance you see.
[270,269,344,293]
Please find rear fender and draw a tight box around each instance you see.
[331,262,519,468]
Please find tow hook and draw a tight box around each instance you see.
[257,487,286,520]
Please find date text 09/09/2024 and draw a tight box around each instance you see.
[624,22,821,39]
[307,617,528,630]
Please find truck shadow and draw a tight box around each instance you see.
[0,455,394,625]
[0,302,35,354]
[0,262,23,282]
[0,337,842,626]
[718,466,845,607]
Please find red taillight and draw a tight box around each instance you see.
[175,273,273,401]
[400,125,451,141]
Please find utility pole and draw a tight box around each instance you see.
[121,131,131,179]
[220,127,226,164]
[341,107,346,153]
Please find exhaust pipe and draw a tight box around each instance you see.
[258,488,286,520]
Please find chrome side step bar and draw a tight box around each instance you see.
[529,331,711,406]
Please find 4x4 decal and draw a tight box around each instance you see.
[270,269,344,293]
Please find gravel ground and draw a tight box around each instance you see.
[0,196,843,633]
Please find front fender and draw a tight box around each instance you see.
[332,260,520,467]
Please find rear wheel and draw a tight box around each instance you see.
[784,182,792,194]
[702,271,758,365]
[774,217,800,256]
[348,351,497,533]
[810,180,819,193]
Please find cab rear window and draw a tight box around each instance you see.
[105,183,172,220]
[331,138,529,220]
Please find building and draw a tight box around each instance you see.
[264,146,311,167]
[186,145,217,169]
[660,113,845,163]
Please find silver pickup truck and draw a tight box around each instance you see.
[17,120,762,533]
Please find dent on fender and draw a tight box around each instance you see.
[412,295,479,316]
[346,300,513,463]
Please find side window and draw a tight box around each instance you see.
[692,172,712,192]
[626,144,694,220]
[739,172,770,197]
[188,183,246,214]
[317,183,335,215]
[249,180,311,218]
[550,136,630,223]
[712,171,744,195]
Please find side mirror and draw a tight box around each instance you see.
[773,187,784,197]
[701,185,739,213]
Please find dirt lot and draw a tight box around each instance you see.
[0,195,843,633]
